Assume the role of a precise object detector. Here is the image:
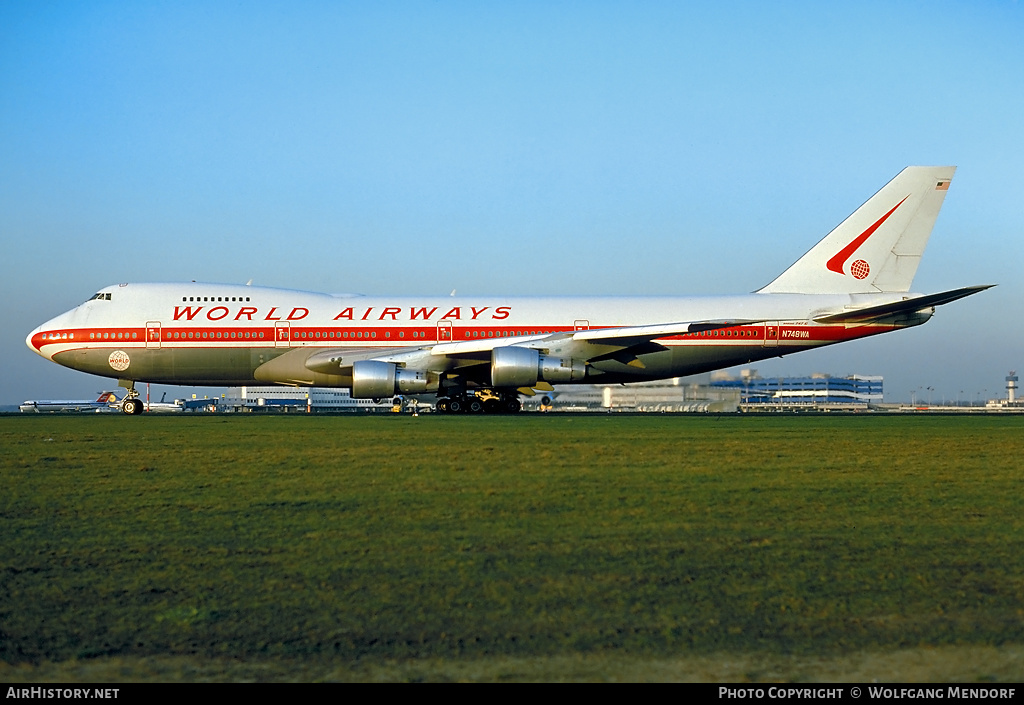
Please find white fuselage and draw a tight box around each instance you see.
[27,282,920,389]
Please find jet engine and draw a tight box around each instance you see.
[490,346,585,388]
[351,360,435,398]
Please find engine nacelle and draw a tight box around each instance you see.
[351,360,435,398]
[491,346,585,388]
[491,346,539,387]
[539,354,586,383]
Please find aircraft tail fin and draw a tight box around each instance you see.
[757,166,956,294]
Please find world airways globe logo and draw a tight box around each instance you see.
[850,259,870,280]
[825,195,907,279]
[108,350,131,371]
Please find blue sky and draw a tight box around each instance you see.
[2,1,1021,405]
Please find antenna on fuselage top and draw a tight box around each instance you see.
[246,279,253,286]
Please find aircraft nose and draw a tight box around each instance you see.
[26,323,46,357]
[27,311,73,361]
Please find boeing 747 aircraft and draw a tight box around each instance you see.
[27,167,991,414]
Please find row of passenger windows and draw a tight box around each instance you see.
[181,296,251,302]
[468,330,551,337]
[168,331,266,339]
[293,330,555,339]
[293,330,430,339]
[89,332,137,340]
[299,331,377,339]
[159,328,755,339]
[140,329,558,341]
[64,327,762,343]
[689,329,759,337]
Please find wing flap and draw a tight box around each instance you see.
[571,319,763,345]
[426,319,763,357]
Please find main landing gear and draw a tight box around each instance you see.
[435,390,522,414]
[119,381,144,415]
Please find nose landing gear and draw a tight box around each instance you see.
[119,380,144,415]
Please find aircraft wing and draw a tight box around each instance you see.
[567,319,763,346]
[427,319,762,357]
[302,318,762,378]
[812,285,993,324]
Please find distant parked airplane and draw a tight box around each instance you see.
[144,391,184,413]
[19,391,119,413]
[27,166,991,415]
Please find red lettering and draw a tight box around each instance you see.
[441,307,461,320]
[361,308,374,321]
[173,306,203,321]
[207,306,229,321]
[379,307,401,320]
[265,307,282,321]
[492,306,511,320]
[471,306,489,320]
[235,307,257,321]
[287,307,309,321]
[333,307,354,320]
[410,306,438,320]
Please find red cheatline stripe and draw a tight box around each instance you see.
[35,323,893,352]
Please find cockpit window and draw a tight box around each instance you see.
[87,293,112,302]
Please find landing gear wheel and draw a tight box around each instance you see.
[448,398,464,413]
[483,399,502,414]
[436,398,450,413]
[505,398,522,413]
[467,399,484,414]
[122,398,143,415]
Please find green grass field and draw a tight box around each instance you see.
[1,414,1022,681]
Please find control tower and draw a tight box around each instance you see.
[1008,371,1018,404]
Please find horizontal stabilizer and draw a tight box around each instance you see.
[813,285,993,324]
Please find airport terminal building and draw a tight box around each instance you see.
[710,371,883,410]
[222,372,882,413]
[222,386,397,412]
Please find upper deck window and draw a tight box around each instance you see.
[87,293,111,302]
[182,295,251,302]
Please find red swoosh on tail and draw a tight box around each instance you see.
[826,195,909,274]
